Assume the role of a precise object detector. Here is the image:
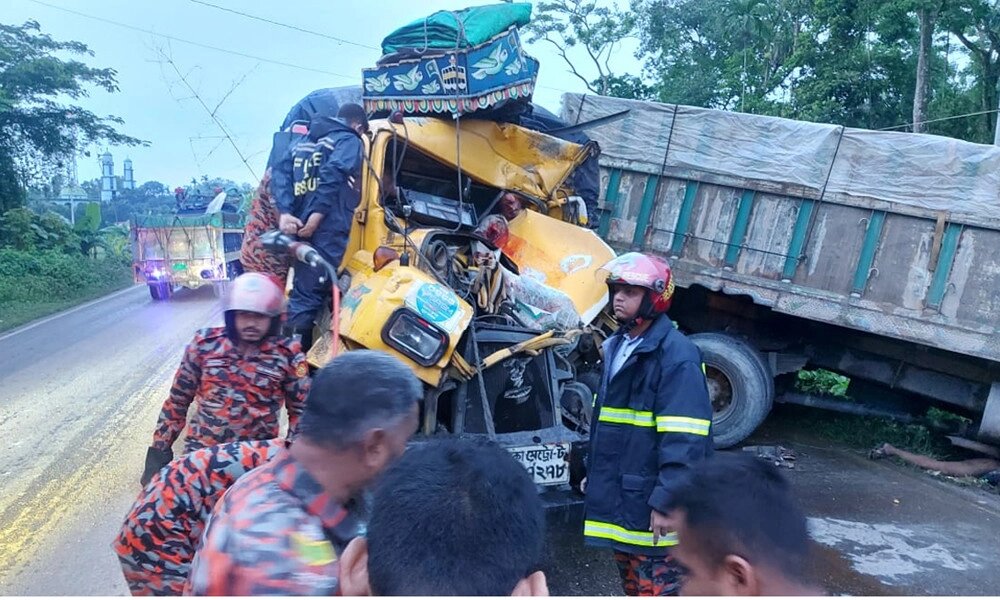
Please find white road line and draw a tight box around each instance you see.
[0,285,142,343]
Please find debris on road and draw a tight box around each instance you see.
[743,444,797,469]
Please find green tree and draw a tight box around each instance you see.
[633,0,809,112]
[940,0,1000,142]
[524,0,639,96]
[0,20,145,212]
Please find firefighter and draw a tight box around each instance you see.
[583,252,714,596]
[240,89,343,282]
[239,169,290,284]
[184,350,421,596]
[140,273,308,485]
[113,438,284,595]
[279,103,368,352]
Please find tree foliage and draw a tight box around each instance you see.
[524,0,637,95]
[532,0,1000,143]
[0,20,146,212]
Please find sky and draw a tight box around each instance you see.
[6,0,641,188]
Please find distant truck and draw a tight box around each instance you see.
[564,93,1000,448]
[131,186,248,300]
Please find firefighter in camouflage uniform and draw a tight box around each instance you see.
[185,351,421,596]
[239,169,290,284]
[113,438,284,595]
[584,252,715,596]
[140,273,309,485]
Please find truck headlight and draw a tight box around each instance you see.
[381,309,448,367]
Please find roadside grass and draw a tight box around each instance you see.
[789,369,969,459]
[0,249,134,333]
[773,406,956,458]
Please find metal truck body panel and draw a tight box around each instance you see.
[563,93,1000,366]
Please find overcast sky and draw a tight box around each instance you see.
[7,0,640,188]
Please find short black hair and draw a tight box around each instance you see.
[667,453,811,583]
[367,438,545,595]
[337,103,369,132]
[296,350,421,447]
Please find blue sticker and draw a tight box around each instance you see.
[413,283,458,324]
[342,284,371,314]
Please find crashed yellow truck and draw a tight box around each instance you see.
[271,115,615,501]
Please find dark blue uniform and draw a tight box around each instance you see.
[584,315,714,595]
[267,88,355,223]
[285,116,363,330]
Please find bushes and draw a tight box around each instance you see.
[0,206,134,331]
[0,248,133,332]
[0,248,129,301]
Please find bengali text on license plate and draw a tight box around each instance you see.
[508,443,570,486]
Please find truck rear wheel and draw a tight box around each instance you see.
[690,333,774,449]
[148,282,172,301]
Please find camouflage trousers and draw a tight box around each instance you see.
[613,550,683,596]
[117,552,189,596]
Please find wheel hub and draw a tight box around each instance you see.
[705,366,735,419]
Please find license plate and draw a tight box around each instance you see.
[508,443,570,486]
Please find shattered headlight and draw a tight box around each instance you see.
[381,309,448,367]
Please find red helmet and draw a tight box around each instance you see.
[225,273,284,317]
[600,252,675,316]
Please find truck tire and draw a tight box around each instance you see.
[148,282,172,301]
[690,333,774,449]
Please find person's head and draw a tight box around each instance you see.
[295,350,421,482]
[223,273,284,343]
[600,252,674,328]
[666,453,818,596]
[338,103,370,136]
[339,439,549,596]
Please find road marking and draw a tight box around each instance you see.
[0,285,141,343]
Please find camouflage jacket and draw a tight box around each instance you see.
[112,439,285,594]
[152,327,309,453]
[184,448,359,595]
[240,170,291,282]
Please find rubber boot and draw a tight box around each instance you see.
[295,327,314,354]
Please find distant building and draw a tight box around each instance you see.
[123,158,135,190]
[95,151,137,201]
[100,151,117,202]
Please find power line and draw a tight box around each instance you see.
[186,0,579,98]
[28,0,357,80]
[188,0,380,51]
[878,108,1000,131]
[30,0,583,104]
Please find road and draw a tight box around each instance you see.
[2,286,999,595]
[0,285,222,595]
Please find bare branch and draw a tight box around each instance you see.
[543,34,599,92]
[211,66,257,116]
[154,47,258,181]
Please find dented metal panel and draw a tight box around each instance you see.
[736,192,798,280]
[865,214,936,310]
[796,203,869,298]
[950,228,1000,325]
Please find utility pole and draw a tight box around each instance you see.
[994,88,1000,146]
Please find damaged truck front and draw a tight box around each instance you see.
[301,116,615,502]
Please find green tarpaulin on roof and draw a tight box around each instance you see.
[380,2,532,54]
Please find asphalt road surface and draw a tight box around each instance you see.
[2,286,998,595]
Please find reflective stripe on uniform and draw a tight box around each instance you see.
[584,520,677,547]
[598,407,655,427]
[656,415,711,435]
